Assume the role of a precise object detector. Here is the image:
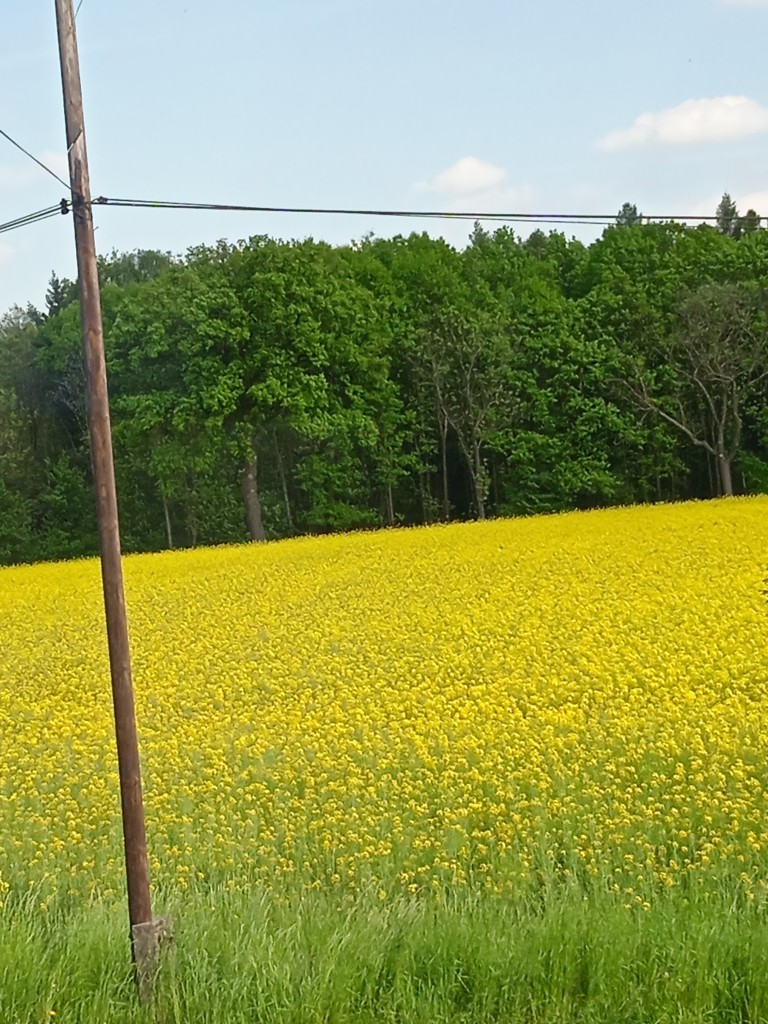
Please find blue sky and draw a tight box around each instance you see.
[3,0,768,311]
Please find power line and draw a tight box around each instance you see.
[92,196,608,219]
[90,197,627,224]
[93,197,618,226]
[0,193,751,240]
[0,205,64,235]
[0,128,71,191]
[0,202,68,236]
[90,196,751,227]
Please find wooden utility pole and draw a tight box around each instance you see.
[54,0,163,1000]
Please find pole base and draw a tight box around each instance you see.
[132,915,173,1003]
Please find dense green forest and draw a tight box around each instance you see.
[2,198,767,564]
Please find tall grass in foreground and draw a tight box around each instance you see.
[2,886,768,1024]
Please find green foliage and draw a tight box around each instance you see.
[44,271,77,318]
[0,480,31,564]
[716,192,740,238]
[738,451,768,494]
[34,455,97,561]
[615,201,642,227]
[1,223,768,563]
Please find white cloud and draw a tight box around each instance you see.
[419,157,507,196]
[414,157,534,218]
[0,243,14,266]
[600,96,768,150]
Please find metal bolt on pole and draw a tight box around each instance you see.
[53,0,166,1001]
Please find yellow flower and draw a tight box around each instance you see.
[0,497,766,902]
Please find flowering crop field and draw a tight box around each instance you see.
[2,496,767,913]
[3,498,768,1023]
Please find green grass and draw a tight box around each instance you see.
[2,886,768,1023]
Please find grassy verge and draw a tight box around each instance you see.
[2,886,767,1024]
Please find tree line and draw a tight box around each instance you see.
[1,197,767,564]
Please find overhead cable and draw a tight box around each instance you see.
[1,194,759,239]
[91,196,752,227]
[0,202,69,236]
[0,128,71,191]
[92,196,619,221]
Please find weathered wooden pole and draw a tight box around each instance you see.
[53,0,162,999]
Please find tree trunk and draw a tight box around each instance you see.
[385,483,395,527]
[189,515,198,547]
[718,453,734,497]
[273,430,294,533]
[473,440,486,520]
[706,452,716,498]
[242,444,266,541]
[161,494,174,550]
[439,413,450,522]
[419,472,431,525]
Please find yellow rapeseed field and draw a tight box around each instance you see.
[1,498,767,909]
